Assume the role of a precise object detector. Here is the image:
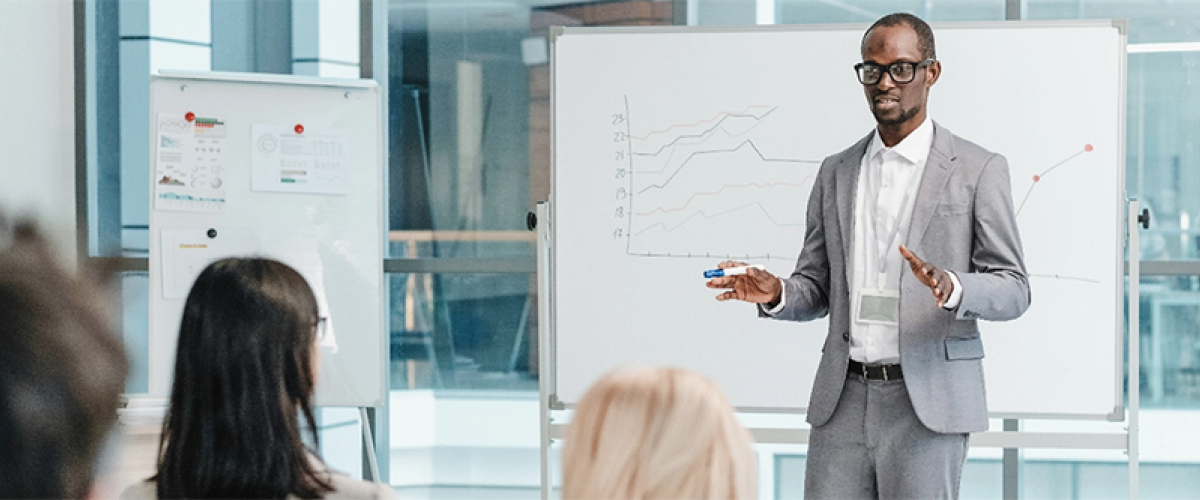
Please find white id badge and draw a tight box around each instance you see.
[856,289,900,326]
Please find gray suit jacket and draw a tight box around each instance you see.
[769,121,1030,433]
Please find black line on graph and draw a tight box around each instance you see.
[636,140,820,195]
[631,107,778,157]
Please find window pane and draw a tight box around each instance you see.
[1138,277,1200,408]
[1128,52,1200,260]
[388,273,537,392]
[777,0,1005,24]
[120,271,151,394]
[387,2,534,259]
[1027,1,1200,44]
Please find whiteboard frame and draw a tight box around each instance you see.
[547,20,1129,420]
[147,71,387,408]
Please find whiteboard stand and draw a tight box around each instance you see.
[1128,199,1144,499]
[359,407,381,481]
[536,200,1147,498]
[536,202,554,500]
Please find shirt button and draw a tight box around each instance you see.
[843,332,850,342]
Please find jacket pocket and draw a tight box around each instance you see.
[934,202,969,218]
[945,336,985,360]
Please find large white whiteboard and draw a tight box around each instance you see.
[148,72,385,407]
[552,21,1126,418]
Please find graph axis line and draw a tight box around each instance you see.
[625,95,634,255]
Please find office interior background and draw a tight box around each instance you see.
[1,0,1199,498]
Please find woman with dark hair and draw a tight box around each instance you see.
[122,257,394,499]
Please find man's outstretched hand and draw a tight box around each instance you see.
[899,245,954,308]
[705,260,783,308]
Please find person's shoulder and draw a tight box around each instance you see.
[324,472,397,500]
[934,123,1001,163]
[827,131,874,164]
[118,480,158,500]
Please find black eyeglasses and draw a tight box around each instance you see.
[315,316,328,341]
[854,59,935,85]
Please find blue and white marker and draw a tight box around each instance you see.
[703,264,765,278]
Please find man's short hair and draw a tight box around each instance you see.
[863,12,937,60]
[0,216,128,498]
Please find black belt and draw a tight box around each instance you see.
[848,359,904,381]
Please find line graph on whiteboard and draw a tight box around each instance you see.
[1013,143,1104,286]
[615,96,821,260]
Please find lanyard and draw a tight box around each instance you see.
[865,149,918,289]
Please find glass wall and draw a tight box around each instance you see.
[79,0,1200,498]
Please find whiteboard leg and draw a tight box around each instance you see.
[536,202,553,500]
[360,407,381,482]
[1128,199,1140,500]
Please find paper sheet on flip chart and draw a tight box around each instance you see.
[250,124,349,195]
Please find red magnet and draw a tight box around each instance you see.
[294,124,305,134]
[185,112,195,122]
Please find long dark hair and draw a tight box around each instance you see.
[156,258,333,498]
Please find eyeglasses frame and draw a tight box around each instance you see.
[316,316,329,341]
[853,58,936,85]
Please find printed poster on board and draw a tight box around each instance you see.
[250,124,349,195]
[154,113,228,212]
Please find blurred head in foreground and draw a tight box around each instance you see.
[563,366,756,500]
[0,215,128,498]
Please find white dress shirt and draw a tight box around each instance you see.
[767,118,962,364]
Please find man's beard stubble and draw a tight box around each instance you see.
[873,103,922,127]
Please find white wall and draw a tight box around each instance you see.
[0,0,77,261]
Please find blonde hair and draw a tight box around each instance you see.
[563,366,757,500]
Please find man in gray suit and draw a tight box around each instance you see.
[707,13,1030,499]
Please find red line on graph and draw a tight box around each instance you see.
[1016,143,1093,217]
[635,176,815,216]
[630,105,774,141]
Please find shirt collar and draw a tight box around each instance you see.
[866,117,934,165]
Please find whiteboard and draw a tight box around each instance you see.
[552,21,1126,418]
[148,72,385,407]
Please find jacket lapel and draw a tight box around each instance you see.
[905,121,957,254]
[836,133,873,267]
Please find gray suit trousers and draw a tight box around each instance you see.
[805,372,969,500]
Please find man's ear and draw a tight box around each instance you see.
[926,60,941,88]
